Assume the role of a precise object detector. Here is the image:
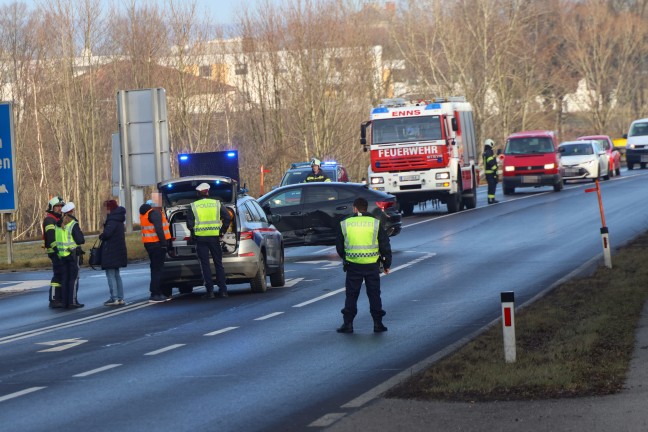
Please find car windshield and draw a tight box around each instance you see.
[629,122,648,137]
[505,137,555,154]
[160,180,235,206]
[561,144,593,156]
[372,116,443,144]
[281,168,336,185]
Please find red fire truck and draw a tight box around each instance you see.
[360,97,479,215]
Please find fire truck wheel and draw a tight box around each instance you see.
[446,193,461,214]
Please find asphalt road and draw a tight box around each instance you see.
[1,169,648,432]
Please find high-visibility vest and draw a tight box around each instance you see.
[341,215,380,264]
[140,209,171,243]
[55,220,77,258]
[191,198,222,237]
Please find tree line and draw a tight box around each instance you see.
[0,0,646,239]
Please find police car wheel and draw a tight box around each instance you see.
[250,254,268,293]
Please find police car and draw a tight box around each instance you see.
[279,161,350,186]
[157,176,285,296]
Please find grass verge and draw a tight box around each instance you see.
[387,231,648,402]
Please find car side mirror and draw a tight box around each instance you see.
[268,214,281,225]
[623,134,628,139]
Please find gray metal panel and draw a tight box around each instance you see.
[111,132,121,197]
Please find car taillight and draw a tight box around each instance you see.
[376,201,395,210]
[240,231,254,240]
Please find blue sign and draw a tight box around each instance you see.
[0,103,16,212]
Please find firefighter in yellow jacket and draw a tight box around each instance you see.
[335,197,392,333]
[303,158,331,183]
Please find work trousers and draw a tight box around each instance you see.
[145,243,166,297]
[48,252,63,303]
[341,262,385,322]
[59,255,80,307]
[196,240,227,293]
[486,173,498,198]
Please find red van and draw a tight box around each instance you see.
[501,130,563,195]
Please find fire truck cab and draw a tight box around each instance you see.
[360,97,478,215]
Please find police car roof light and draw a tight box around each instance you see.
[322,161,337,166]
[179,154,189,161]
[226,151,236,158]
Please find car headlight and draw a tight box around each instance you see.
[504,166,515,172]
[370,177,384,185]
[544,163,555,169]
[435,172,450,180]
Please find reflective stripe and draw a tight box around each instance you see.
[341,216,380,264]
[191,199,222,237]
[55,221,77,257]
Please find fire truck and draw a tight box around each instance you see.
[360,97,479,215]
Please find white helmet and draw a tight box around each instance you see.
[47,196,65,212]
[310,158,321,166]
[484,138,495,148]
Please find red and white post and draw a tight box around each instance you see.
[501,291,516,363]
[585,180,612,268]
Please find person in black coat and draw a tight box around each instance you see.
[99,200,128,306]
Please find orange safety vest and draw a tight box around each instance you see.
[140,209,171,243]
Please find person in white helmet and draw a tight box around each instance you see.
[303,158,331,183]
[483,139,499,204]
[43,196,65,308]
[55,202,85,309]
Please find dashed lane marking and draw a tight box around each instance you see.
[144,344,185,356]
[73,364,122,378]
[284,277,304,287]
[254,312,284,321]
[308,412,347,428]
[204,326,239,336]
[0,387,46,403]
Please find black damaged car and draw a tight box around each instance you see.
[258,182,402,247]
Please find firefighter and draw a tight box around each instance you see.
[140,200,171,303]
[44,196,65,308]
[55,202,85,309]
[303,158,331,183]
[483,139,499,204]
[335,197,392,334]
[187,182,231,299]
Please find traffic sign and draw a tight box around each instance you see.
[0,103,17,212]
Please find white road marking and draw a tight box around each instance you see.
[293,288,345,308]
[0,387,46,403]
[308,412,347,427]
[313,246,335,253]
[295,260,338,266]
[0,302,152,345]
[283,277,304,287]
[37,338,88,352]
[254,312,284,321]
[144,344,185,356]
[0,280,49,292]
[73,364,122,377]
[204,326,239,336]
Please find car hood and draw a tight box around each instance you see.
[560,155,596,166]
[157,176,238,208]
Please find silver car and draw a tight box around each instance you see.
[157,176,285,295]
[559,140,610,182]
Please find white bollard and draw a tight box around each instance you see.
[600,227,612,269]
[501,291,516,363]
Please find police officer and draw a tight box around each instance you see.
[187,182,231,299]
[303,158,331,183]
[483,139,499,204]
[44,196,65,308]
[335,197,392,333]
[139,199,171,303]
[55,202,85,309]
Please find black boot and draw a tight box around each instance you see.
[373,319,388,333]
[336,322,354,333]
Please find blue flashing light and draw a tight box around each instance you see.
[376,161,381,168]
[371,107,389,114]
[425,103,442,110]
[179,154,189,161]
[226,151,236,158]
[166,184,173,189]
[437,157,443,163]
[322,161,338,166]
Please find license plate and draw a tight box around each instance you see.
[564,168,579,176]
[641,155,648,162]
[522,176,539,183]
[400,175,419,182]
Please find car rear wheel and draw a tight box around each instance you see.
[628,162,635,170]
[642,163,647,169]
[270,251,286,287]
[250,253,268,293]
[503,185,514,195]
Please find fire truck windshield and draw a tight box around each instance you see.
[372,116,443,145]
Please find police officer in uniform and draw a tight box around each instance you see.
[55,202,85,309]
[483,138,499,204]
[303,158,331,183]
[187,182,231,299]
[43,196,65,308]
[139,199,171,302]
[335,197,392,333]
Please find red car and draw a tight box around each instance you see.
[577,135,622,177]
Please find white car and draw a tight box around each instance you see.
[559,140,610,183]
